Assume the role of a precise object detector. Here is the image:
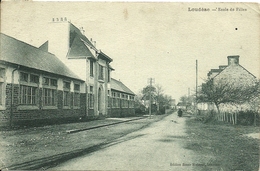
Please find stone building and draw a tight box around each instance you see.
[198,55,257,112]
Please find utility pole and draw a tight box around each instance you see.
[195,60,198,115]
[148,78,155,119]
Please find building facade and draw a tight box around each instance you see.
[0,33,86,127]
[45,18,135,118]
[0,18,135,127]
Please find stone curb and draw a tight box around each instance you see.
[66,117,147,134]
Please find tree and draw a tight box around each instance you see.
[141,85,156,101]
[197,79,260,114]
[155,84,164,113]
[139,84,174,114]
[163,95,173,109]
[179,95,195,110]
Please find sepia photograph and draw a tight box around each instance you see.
[0,2,259,171]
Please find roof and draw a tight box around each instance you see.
[110,78,135,95]
[67,33,94,58]
[212,63,256,80]
[69,23,95,49]
[39,41,48,52]
[0,33,83,81]
[207,68,222,77]
[97,51,113,62]
[68,23,113,62]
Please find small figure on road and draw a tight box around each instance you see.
[177,109,183,117]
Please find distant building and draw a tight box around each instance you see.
[0,18,135,127]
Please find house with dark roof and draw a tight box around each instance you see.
[198,55,257,113]
[0,33,86,127]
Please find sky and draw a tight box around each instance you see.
[1,2,259,102]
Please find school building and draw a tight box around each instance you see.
[0,18,135,127]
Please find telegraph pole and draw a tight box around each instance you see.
[148,78,155,119]
[195,60,198,115]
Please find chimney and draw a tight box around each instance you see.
[227,55,239,65]
[90,38,96,47]
[219,65,227,70]
[80,27,85,35]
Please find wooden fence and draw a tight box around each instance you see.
[215,112,238,125]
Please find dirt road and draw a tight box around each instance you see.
[51,113,211,170]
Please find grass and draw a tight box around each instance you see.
[185,117,259,171]
[0,115,168,170]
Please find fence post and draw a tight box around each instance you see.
[235,112,237,125]
[232,113,235,125]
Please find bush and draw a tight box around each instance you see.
[237,111,259,126]
[195,110,217,123]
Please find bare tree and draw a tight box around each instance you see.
[198,79,260,114]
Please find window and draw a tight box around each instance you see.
[107,69,110,82]
[64,91,70,106]
[116,93,121,107]
[89,94,94,109]
[20,72,28,82]
[73,83,80,107]
[0,68,5,106]
[107,90,111,107]
[90,86,93,93]
[43,77,50,85]
[121,94,128,108]
[111,92,115,108]
[0,68,5,79]
[50,79,57,86]
[88,86,94,109]
[20,85,37,105]
[90,60,94,77]
[20,72,39,84]
[98,65,104,80]
[43,88,56,106]
[63,81,70,107]
[74,83,80,91]
[43,77,57,87]
[74,93,80,107]
[42,77,57,107]
[30,74,39,83]
[63,81,70,90]
[0,83,3,106]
